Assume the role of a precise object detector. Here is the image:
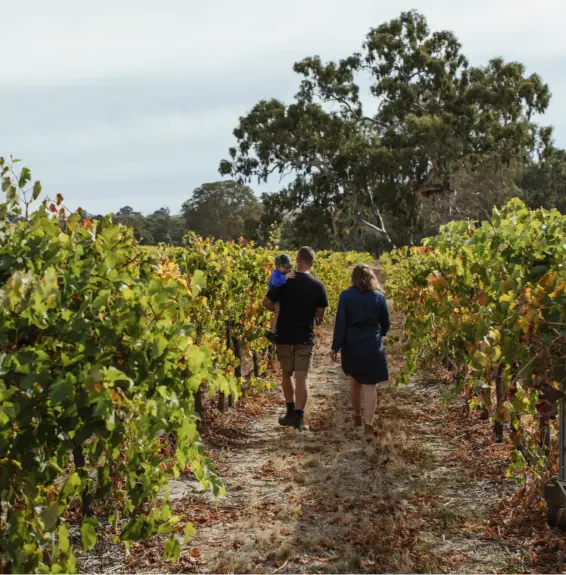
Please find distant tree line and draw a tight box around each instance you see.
[87,154,566,253]
[86,180,264,247]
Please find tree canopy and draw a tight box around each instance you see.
[220,10,553,246]
[521,148,566,214]
[181,180,262,242]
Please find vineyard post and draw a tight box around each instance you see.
[72,442,94,519]
[195,388,204,423]
[218,321,232,411]
[493,367,505,443]
[231,338,241,408]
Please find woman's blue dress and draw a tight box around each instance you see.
[331,288,390,385]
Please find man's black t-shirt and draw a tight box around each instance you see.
[267,272,329,345]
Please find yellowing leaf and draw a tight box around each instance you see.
[81,518,98,552]
[57,524,70,555]
[191,270,207,295]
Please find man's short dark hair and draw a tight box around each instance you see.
[297,246,315,265]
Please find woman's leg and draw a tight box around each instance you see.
[362,384,378,426]
[349,377,362,425]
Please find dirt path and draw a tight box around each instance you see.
[90,304,551,574]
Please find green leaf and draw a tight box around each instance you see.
[32,180,42,200]
[183,522,196,544]
[49,378,74,405]
[191,269,207,295]
[67,213,80,232]
[163,535,182,561]
[120,516,155,541]
[41,502,61,531]
[152,334,168,359]
[57,524,70,555]
[81,517,98,552]
[60,472,81,498]
[18,167,31,189]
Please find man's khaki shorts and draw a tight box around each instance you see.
[276,344,314,373]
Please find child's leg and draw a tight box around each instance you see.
[270,302,280,333]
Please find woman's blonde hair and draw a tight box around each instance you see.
[351,264,382,293]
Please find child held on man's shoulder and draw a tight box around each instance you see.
[269,254,295,287]
[266,254,295,343]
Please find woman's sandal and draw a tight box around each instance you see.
[364,423,376,441]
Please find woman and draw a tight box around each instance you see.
[330,264,390,438]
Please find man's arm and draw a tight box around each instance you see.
[315,283,329,325]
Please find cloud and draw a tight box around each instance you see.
[1,0,565,214]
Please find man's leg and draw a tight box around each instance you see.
[278,371,295,426]
[293,345,314,431]
[281,370,295,403]
[294,371,309,410]
[276,345,296,426]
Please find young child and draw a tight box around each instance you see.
[266,254,295,344]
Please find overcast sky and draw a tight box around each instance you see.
[1,0,565,215]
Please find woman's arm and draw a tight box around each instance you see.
[331,291,347,352]
[379,294,391,337]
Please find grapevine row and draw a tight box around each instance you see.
[382,198,566,477]
[0,159,371,573]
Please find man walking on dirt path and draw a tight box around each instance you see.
[263,246,328,432]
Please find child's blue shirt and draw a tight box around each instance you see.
[269,269,287,288]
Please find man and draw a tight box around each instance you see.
[263,246,328,431]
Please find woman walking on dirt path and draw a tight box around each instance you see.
[330,264,390,438]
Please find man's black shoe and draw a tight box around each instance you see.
[278,412,295,427]
[294,412,308,432]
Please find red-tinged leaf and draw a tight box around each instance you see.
[190,548,201,559]
[49,203,57,213]
[84,218,93,229]
[56,193,64,205]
